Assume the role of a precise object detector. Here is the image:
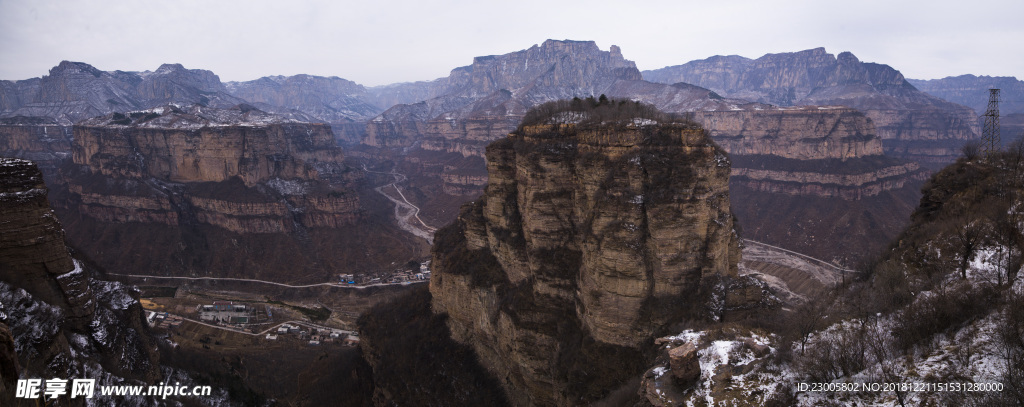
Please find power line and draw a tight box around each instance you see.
[983,89,1000,156]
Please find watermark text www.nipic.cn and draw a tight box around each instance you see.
[15,378,213,399]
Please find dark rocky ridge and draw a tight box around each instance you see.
[0,158,160,406]
[0,158,93,329]
[428,102,745,405]
[643,48,980,163]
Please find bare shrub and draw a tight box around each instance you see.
[892,280,998,351]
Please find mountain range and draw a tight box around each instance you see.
[0,40,1009,268]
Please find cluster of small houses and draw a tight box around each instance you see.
[265,323,360,347]
[338,261,431,285]
[147,311,183,329]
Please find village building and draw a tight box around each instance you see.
[198,301,254,324]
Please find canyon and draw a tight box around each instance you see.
[0,40,969,273]
[1,39,1012,406]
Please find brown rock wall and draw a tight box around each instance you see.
[57,106,365,281]
[430,119,740,405]
[0,124,72,178]
[72,123,339,184]
[693,107,882,160]
[0,159,93,329]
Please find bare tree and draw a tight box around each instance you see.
[953,214,986,279]
[794,296,828,355]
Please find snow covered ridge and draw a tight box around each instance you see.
[641,328,790,406]
[78,103,319,129]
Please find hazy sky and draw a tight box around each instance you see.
[1,0,1021,86]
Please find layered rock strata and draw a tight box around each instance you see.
[0,158,93,329]
[690,107,930,199]
[0,116,72,182]
[0,159,160,406]
[685,107,928,263]
[430,107,741,405]
[56,105,364,282]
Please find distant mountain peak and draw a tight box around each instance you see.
[837,51,860,65]
[50,60,103,77]
[154,63,187,73]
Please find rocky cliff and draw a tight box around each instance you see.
[688,107,927,263]
[0,62,248,183]
[0,116,72,182]
[693,107,928,198]
[0,158,160,406]
[429,101,742,405]
[0,158,93,330]
[643,48,980,163]
[55,104,370,283]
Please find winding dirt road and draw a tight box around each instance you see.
[362,165,436,243]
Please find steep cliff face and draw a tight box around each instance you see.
[429,103,740,405]
[643,48,980,163]
[56,105,367,283]
[0,117,72,182]
[694,107,882,160]
[72,104,348,185]
[0,158,93,330]
[0,158,160,406]
[686,107,927,263]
